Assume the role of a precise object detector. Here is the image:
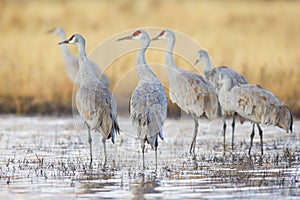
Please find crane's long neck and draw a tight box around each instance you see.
[77,43,100,86]
[136,40,158,82]
[220,77,233,95]
[202,54,214,75]
[218,77,234,110]
[224,78,233,91]
[164,36,178,78]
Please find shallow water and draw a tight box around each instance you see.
[0,115,300,199]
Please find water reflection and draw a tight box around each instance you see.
[0,116,300,199]
[131,176,162,199]
[77,169,117,194]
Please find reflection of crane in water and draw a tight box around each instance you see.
[152,29,221,155]
[59,34,119,166]
[118,30,167,170]
[49,27,110,86]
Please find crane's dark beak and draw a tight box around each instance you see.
[194,59,200,66]
[116,35,133,42]
[58,39,69,45]
[151,35,160,41]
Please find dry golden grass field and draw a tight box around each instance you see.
[0,0,299,116]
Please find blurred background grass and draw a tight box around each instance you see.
[0,0,299,116]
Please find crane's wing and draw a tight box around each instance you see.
[76,83,119,142]
[169,70,220,120]
[231,84,291,130]
[130,82,167,149]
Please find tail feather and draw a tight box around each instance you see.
[159,131,164,141]
[146,133,158,150]
[114,119,120,135]
[110,119,120,144]
[108,108,120,144]
[290,111,293,133]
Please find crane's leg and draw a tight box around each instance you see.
[155,147,158,172]
[155,136,158,172]
[222,116,227,155]
[85,122,93,165]
[257,123,263,156]
[141,143,145,170]
[231,113,236,152]
[248,123,255,157]
[190,116,199,155]
[102,137,107,167]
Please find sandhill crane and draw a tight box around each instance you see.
[219,74,293,156]
[195,50,248,153]
[49,27,110,86]
[58,34,119,166]
[117,30,167,170]
[152,29,220,155]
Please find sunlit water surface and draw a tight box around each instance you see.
[0,115,300,199]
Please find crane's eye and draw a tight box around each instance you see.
[133,30,142,37]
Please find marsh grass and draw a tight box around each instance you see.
[1,0,300,115]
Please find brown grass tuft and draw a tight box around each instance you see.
[0,0,300,116]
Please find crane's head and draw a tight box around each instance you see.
[117,29,150,42]
[152,29,175,41]
[47,26,64,36]
[58,34,86,46]
[194,49,209,65]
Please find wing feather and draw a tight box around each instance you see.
[169,70,220,120]
[130,81,167,149]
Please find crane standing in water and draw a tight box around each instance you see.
[219,74,293,156]
[59,34,119,166]
[117,30,167,170]
[194,50,248,153]
[152,29,220,155]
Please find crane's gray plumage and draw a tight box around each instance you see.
[49,27,110,86]
[195,49,248,153]
[219,74,293,156]
[152,29,220,155]
[58,34,119,166]
[195,50,248,93]
[117,30,167,170]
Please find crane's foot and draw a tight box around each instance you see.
[189,147,193,155]
[259,156,263,166]
[102,159,107,169]
[189,140,196,156]
[192,153,197,161]
[89,160,93,169]
[231,152,236,163]
[189,147,196,157]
